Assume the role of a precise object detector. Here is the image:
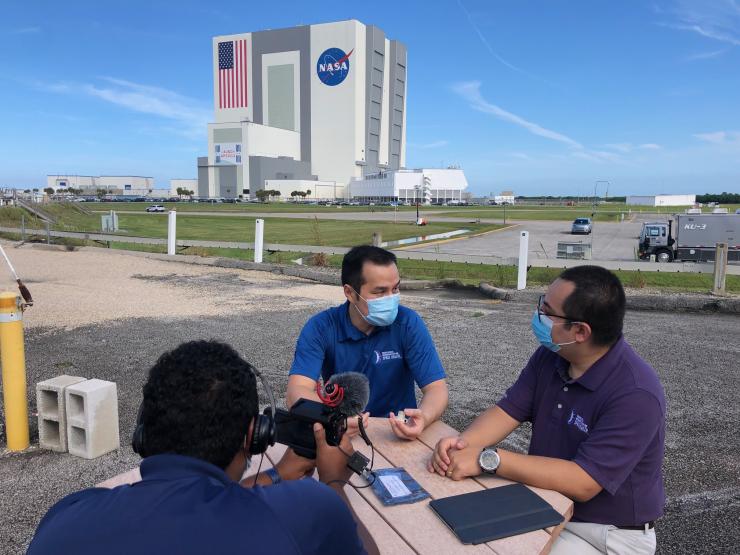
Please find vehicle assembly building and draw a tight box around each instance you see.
[197,19,467,202]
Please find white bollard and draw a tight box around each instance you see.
[517,231,529,290]
[254,219,264,263]
[167,210,177,256]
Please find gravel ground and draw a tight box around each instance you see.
[0,245,738,554]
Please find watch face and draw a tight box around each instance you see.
[480,449,499,471]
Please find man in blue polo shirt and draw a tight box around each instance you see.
[28,340,376,555]
[287,245,448,440]
[429,266,665,554]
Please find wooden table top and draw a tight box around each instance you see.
[97,417,573,554]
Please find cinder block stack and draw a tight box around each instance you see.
[65,379,120,459]
[36,375,87,452]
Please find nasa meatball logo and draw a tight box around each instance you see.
[316,47,353,86]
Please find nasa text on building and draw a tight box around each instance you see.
[199,20,408,200]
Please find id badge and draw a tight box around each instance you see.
[370,467,430,506]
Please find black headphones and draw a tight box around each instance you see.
[132,364,277,458]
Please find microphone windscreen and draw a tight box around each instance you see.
[326,372,370,416]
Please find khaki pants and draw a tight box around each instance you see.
[550,521,656,555]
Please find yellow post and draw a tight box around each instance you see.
[0,291,29,451]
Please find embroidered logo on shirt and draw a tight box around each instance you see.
[567,409,589,434]
[374,350,402,364]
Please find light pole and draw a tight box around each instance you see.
[415,185,420,224]
[592,180,610,250]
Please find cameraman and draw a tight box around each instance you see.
[28,341,378,555]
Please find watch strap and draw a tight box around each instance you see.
[264,466,282,485]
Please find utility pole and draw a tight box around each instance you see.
[593,180,610,251]
[416,188,420,224]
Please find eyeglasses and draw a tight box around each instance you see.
[537,294,586,325]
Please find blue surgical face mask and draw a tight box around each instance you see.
[531,310,576,352]
[354,290,400,327]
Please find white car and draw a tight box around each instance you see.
[146,205,165,213]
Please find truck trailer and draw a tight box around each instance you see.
[638,213,739,263]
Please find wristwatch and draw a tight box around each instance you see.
[478,447,500,474]
[264,466,282,485]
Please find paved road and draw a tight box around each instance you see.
[401,219,642,261]
[0,253,740,555]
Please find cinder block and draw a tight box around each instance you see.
[65,379,120,459]
[36,375,87,452]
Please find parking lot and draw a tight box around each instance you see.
[0,246,738,554]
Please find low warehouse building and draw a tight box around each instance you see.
[627,194,696,206]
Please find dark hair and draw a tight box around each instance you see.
[558,266,626,346]
[140,340,258,469]
[341,245,397,293]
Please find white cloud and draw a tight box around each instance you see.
[456,0,556,86]
[452,81,583,149]
[694,130,740,144]
[452,81,636,164]
[408,140,449,149]
[42,77,210,140]
[604,142,663,152]
[6,26,41,35]
[659,0,740,46]
[684,49,728,61]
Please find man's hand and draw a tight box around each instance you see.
[345,412,370,438]
[314,423,353,485]
[389,409,426,440]
[274,447,316,481]
[428,435,467,475]
[445,445,483,480]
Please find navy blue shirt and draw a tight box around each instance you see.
[497,337,666,527]
[28,455,366,555]
[289,302,446,416]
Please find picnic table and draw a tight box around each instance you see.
[98,417,573,554]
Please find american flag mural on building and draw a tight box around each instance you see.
[218,39,248,109]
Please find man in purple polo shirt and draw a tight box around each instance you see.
[429,266,665,554]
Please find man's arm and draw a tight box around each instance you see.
[430,406,602,501]
[390,379,448,440]
[496,451,602,502]
[428,405,519,474]
[240,448,316,488]
[441,442,602,502]
[314,423,379,555]
[286,374,321,408]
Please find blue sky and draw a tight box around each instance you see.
[1,0,739,196]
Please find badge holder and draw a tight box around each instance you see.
[370,467,429,506]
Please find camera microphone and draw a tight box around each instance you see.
[319,372,370,417]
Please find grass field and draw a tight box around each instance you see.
[109,214,501,246]
[320,255,740,293]
[84,201,740,221]
[0,205,500,247]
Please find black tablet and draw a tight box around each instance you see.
[429,484,564,545]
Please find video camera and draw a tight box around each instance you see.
[275,372,369,459]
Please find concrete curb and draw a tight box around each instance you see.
[477,281,740,314]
